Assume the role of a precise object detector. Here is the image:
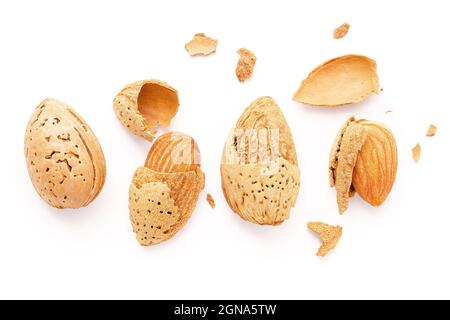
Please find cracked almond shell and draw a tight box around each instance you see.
[308,222,342,257]
[113,80,179,141]
[329,117,397,213]
[129,132,205,246]
[24,98,106,209]
[221,97,300,225]
[185,33,218,56]
[293,55,380,106]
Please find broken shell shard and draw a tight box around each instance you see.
[329,117,397,213]
[129,132,204,246]
[293,55,380,106]
[185,33,218,56]
[113,80,179,141]
[235,48,256,82]
[24,98,106,209]
[333,23,350,39]
[412,143,421,162]
[308,222,342,257]
[221,97,300,225]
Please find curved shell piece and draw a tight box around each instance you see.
[221,96,300,225]
[129,132,204,246]
[113,80,179,141]
[293,55,380,106]
[24,98,106,209]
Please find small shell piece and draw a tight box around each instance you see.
[412,143,421,162]
[333,23,350,39]
[24,98,106,209]
[185,33,218,56]
[113,80,179,141]
[293,55,380,106]
[426,124,437,137]
[329,117,397,213]
[308,222,343,257]
[236,48,256,82]
[206,194,216,209]
[221,97,300,225]
[129,132,205,246]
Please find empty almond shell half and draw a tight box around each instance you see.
[293,55,380,106]
[129,132,205,246]
[221,97,300,225]
[113,80,179,141]
[329,117,397,213]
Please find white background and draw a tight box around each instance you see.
[0,0,449,300]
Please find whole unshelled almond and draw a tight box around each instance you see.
[24,98,106,209]
[329,117,397,213]
[221,97,300,225]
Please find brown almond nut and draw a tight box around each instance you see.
[24,98,106,209]
[293,55,380,106]
[129,132,205,246]
[113,80,179,141]
[221,97,300,225]
[329,117,397,213]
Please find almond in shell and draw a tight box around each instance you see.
[129,132,205,246]
[113,80,179,141]
[293,55,380,106]
[329,117,397,214]
[221,97,300,225]
[24,98,106,209]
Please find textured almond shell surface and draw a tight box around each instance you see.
[293,55,379,106]
[129,132,204,246]
[236,48,256,82]
[221,96,300,225]
[352,121,397,207]
[145,132,200,173]
[129,167,204,246]
[329,117,368,214]
[24,98,106,209]
[113,80,179,141]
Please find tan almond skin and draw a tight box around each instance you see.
[293,55,379,106]
[24,98,106,209]
[145,131,200,173]
[113,80,179,141]
[221,97,300,225]
[352,121,398,207]
[129,132,205,246]
[329,117,397,213]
